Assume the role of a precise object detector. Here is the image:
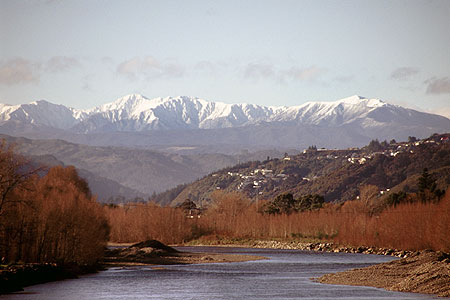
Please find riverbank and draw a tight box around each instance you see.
[0,263,100,294]
[184,238,415,257]
[0,240,265,294]
[3,239,448,298]
[185,238,450,297]
[316,250,450,297]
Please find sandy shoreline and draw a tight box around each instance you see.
[316,250,450,297]
[182,239,450,298]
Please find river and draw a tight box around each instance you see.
[0,247,439,300]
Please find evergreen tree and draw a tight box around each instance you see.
[408,136,417,143]
[418,168,436,193]
[417,168,444,202]
[367,139,383,152]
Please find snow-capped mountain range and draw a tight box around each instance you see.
[0,94,447,132]
[1,94,449,150]
[2,94,447,201]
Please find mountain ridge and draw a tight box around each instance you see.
[2,94,448,132]
[1,94,449,151]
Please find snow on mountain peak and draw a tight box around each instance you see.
[339,95,366,104]
[0,98,84,129]
[31,99,51,105]
[2,94,448,134]
[90,94,147,112]
[334,95,384,107]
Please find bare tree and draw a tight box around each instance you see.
[0,140,44,216]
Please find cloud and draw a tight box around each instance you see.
[244,63,275,80]
[46,56,80,72]
[333,75,355,83]
[242,63,325,83]
[282,66,325,81]
[101,56,114,65]
[0,58,40,85]
[205,7,219,16]
[194,61,219,76]
[425,76,450,94]
[117,56,185,80]
[81,74,95,92]
[390,67,419,80]
[0,56,83,85]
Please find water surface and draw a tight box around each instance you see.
[1,247,440,300]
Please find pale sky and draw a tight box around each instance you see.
[1,0,449,117]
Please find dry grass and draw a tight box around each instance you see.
[106,190,450,252]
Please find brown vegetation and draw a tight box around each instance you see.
[105,202,193,244]
[335,189,450,251]
[0,142,109,265]
[106,189,450,253]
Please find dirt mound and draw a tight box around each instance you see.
[130,240,179,253]
[103,241,265,266]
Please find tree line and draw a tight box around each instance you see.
[0,142,109,265]
[106,182,450,252]
[2,138,448,266]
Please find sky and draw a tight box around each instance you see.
[1,0,449,118]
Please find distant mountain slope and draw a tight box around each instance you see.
[0,100,85,129]
[160,134,450,207]
[0,134,287,198]
[1,94,449,150]
[27,153,146,202]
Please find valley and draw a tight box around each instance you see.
[1,94,449,203]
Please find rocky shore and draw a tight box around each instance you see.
[3,239,448,298]
[188,239,415,258]
[188,238,450,297]
[316,250,450,297]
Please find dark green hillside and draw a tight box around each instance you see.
[157,134,450,207]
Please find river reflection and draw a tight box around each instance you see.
[0,247,440,300]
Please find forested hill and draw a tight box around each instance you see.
[154,134,450,207]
